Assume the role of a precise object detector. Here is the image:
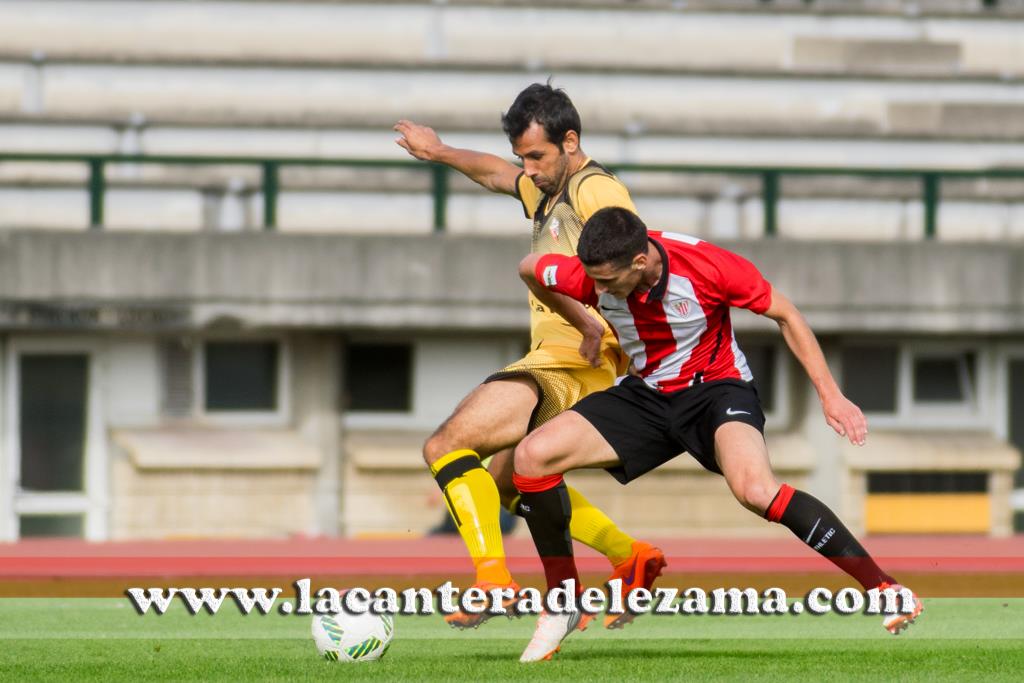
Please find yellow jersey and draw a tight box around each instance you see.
[514,159,636,373]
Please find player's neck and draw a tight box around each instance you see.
[635,244,663,294]
[549,150,588,198]
[568,150,588,179]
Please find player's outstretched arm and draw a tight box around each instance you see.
[393,119,521,195]
[761,286,868,446]
[519,254,604,368]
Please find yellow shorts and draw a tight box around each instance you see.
[485,347,619,430]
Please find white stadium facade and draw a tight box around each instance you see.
[0,0,1021,541]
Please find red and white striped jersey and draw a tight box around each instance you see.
[535,231,773,394]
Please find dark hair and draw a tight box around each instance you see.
[578,208,649,268]
[501,82,582,148]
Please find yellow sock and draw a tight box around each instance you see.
[431,449,512,586]
[566,485,636,566]
[505,494,521,515]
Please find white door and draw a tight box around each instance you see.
[4,338,107,541]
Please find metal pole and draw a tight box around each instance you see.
[88,158,105,229]
[923,173,939,240]
[762,170,778,237]
[262,161,279,230]
[431,164,448,233]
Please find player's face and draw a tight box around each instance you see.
[585,260,645,299]
[512,122,574,196]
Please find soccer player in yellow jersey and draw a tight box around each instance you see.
[394,83,665,629]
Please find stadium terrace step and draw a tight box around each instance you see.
[0,2,1021,78]
[889,102,1024,138]
[4,66,1024,140]
[2,2,1023,239]
[792,37,961,75]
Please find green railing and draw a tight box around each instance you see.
[3,152,1024,238]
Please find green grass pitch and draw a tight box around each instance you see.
[2,598,1022,681]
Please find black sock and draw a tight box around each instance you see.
[514,475,580,593]
[767,484,895,590]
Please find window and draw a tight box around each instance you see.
[841,346,898,414]
[19,354,88,492]
[736,337,788,426]
[344,342,413,412]
[204,341,279,411]
[1007,358,1024,531]
[867,472,987,494]
[912,352,975,405]
[840,341,987,428]
[742,342,777,414]
[19,514,84,539]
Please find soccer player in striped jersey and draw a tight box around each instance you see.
[394,84,664,629]
[514,207,922,661]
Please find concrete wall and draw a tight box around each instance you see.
[0,231,1021,334]
[109,454,317,539]
[343,427,814,538]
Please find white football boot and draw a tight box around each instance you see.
[879,582,924,635]
[519,610,582,662]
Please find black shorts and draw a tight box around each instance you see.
[570,376,765,483]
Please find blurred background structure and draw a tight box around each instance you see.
[0,0,1022,543]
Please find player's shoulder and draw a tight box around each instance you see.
[570,160,625,193]
[651,230,703,246]
[650,230,705,255]
[569,160,635,220]
[517,172,543,218]
[651,231,733,276]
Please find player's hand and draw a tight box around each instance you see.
[578,326,603,369]
[821,391,867,446]
[394,120,444,162]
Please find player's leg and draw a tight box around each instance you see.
[514,410,621,662]
[486,447,520,511]
[498,365,660,566]
[714,422,895,586]
[490,439,638,569]
[497,429,665,629]
[425,377,537,595]
[514,410,621,588]
[713,421,922,633]
[515,379,678,660]
[537,368,669,628]
[542,365,651,570]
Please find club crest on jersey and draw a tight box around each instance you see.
[542,265,559,287]
[548,218,560,240]
[672,299,691,317]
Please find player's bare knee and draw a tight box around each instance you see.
[513,435,556,478]
[734,478,777,515]
[422,430,453,466]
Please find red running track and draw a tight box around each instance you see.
[1,536,1023,578]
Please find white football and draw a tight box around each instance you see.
[312,611,394,663]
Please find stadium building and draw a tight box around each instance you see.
[0,0,1021,543]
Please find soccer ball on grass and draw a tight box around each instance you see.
[312,611,394,662]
